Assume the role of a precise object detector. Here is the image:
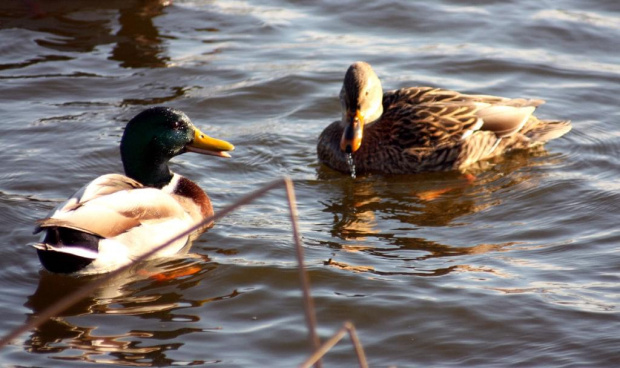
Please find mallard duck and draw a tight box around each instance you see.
[32,107,234,275]
[318,61,571,175]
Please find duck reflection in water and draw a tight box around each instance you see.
[9,0,174,68]
[316,147,566,276]
[23,255,240,365]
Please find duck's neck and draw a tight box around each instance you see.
[127,162,172,188]
[121,148,173,189]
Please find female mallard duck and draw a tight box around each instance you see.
[318,61,571,175]
[33,107,234,274]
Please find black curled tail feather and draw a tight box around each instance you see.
[35,227,101,274]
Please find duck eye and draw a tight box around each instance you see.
[171,121,183,130]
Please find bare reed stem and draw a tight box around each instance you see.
[284,179,321,368]
[2,177,368,368]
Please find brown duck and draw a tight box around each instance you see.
[318,61,571,175]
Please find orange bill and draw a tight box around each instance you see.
[340,109,364,153]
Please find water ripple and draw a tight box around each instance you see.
[1,0,619,366]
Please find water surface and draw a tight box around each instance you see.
[1,0,619,366]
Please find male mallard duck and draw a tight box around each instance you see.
[33,107,234,274]
[318,61,571,175]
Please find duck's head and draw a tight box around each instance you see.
[339,61,384,154]
[120,107,234,187]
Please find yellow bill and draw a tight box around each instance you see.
[186,127,234,158]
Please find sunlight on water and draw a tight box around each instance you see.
[1,0,619,366]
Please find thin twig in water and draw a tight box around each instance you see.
[284,179,322,368]
[1,177,368,368]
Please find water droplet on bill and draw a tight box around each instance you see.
[346,153,356,179]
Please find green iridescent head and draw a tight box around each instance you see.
[120,106,234,187]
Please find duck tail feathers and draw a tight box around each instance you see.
[526,120,572,144]
[33,242,99,274]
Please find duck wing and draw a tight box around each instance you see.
[383,87,544,146]
[35,174,192,240]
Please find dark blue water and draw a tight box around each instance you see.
[1,0,619,366]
